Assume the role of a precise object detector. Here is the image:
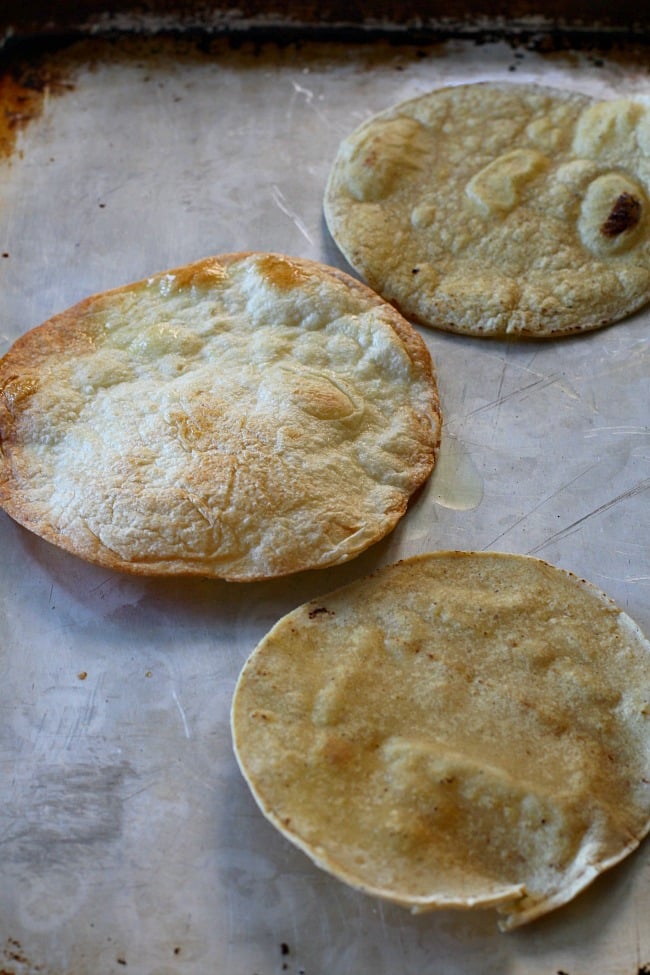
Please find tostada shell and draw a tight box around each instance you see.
[232,551,650,928]
[324,82,650,338]
[0,252,440,580]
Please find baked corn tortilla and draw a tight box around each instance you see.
[324,82,650,338]
[232,551,650,929]
[0,252,440,580]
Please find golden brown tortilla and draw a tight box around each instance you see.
[324,82,650,337]
[0,253,440,579]
[232,551,650,928]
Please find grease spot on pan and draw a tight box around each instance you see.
[430,432,484,512]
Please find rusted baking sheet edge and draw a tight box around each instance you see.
[1,0,650,53]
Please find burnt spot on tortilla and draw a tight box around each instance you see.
[308,606,335,619]
[600,192,642,238]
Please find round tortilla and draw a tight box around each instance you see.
[232,551,650,928]
[0,253,440,580]
[324,82,650,338]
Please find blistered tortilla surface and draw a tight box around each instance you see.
[324,82,650,337]
[0,253,440,579]
[232,552,650,928]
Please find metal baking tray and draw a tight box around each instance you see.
[1,15,649,975]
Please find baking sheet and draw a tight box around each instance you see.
[0,32,649,975]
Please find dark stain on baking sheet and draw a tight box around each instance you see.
[1,937,45,974]
[1,0,650,46]
[0,23,647,164]
[556,968,650,975]
[0,50,75,161]
[0,71,48,160]
[0,19,648,134]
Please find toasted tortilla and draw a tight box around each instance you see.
[324,82,650,337]
[232,551,650,928]
[0,253,440,579]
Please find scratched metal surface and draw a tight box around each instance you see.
[0,33,649,975]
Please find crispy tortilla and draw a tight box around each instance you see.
[324,82,650,337]
[0,253,440,579]
[232,551,650,928]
